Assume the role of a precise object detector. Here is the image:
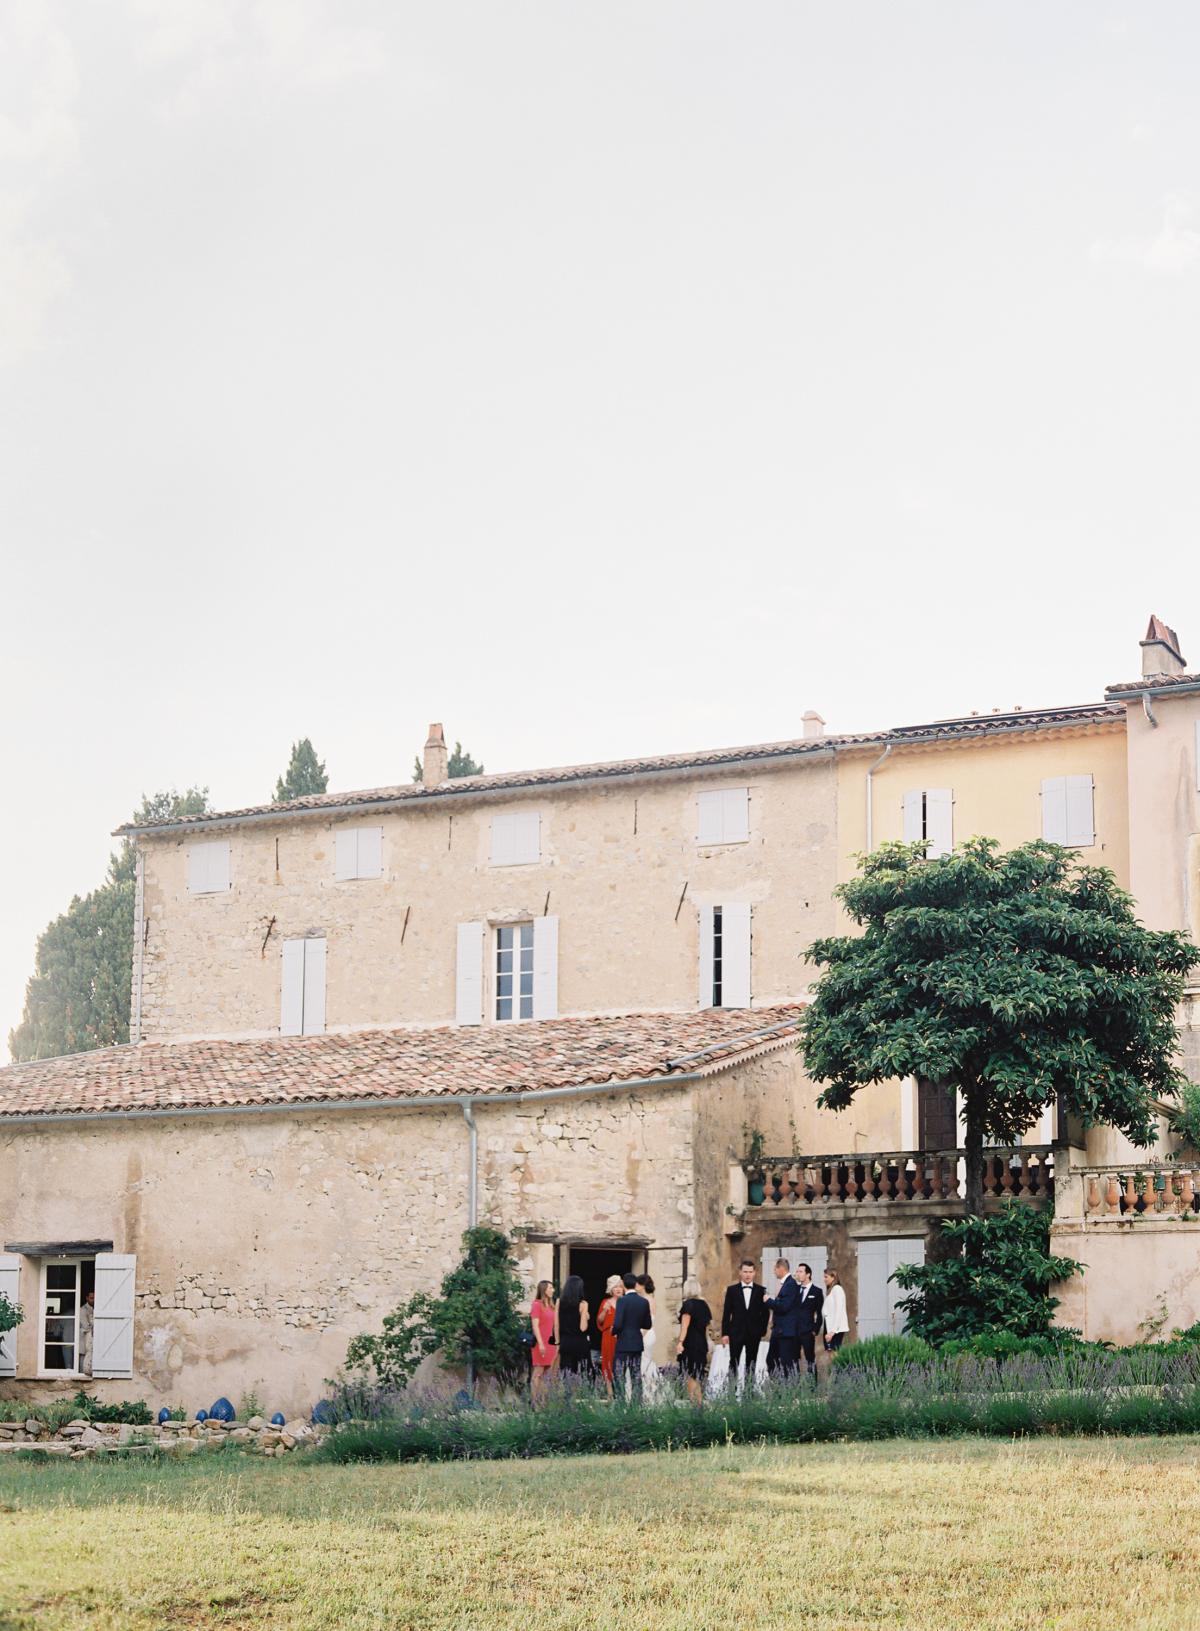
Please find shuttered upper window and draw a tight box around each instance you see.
[334,826,383,880]
[699,902,751,1009]
[697,788,750,846]
[187,840,230,895]
[490,810,540,866]
[1041,776,1095,847]
[281,937,327,1036]
[902,790,953,858]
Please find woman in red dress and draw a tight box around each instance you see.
[597,1274,623,1398]
[530,1280,557,1405]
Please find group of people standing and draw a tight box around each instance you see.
[527,1258,849,1402]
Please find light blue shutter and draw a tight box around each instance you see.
[697,792,724,845]
[1064,775,1094,847]
[856,1241,891,1340]
[92,1253,136,1379]
[698,905,715,1007]
[281,940,305,1035]
[721,902,752,1008]
[357,827,383,878]
[456,922,484,1025]
[886,1238,925,1334]
[902,792,923,843]
[722,788,750,842]
[334,830,358,880]
[302,938,326,1034]
[532,916,559,1019]
[1041,778,1068,843]
[0,1256,19,1376]
[925,789,953,857]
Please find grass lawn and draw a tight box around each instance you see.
[2,1439,1199,1630]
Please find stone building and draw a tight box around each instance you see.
[3,615,1200,1409]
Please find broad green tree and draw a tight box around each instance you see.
[273,738,328,802]
[9,788,209,1062]
[412,742,485,783]
[801,838,1200,1214]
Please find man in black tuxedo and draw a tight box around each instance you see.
[793,1261,825,1376]
[721,1258,768,1385]
[611,1271,652,1401]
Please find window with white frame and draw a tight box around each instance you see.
[491,809,540,866]
[902,789,953,858]
[1041,775,1094,847]
[40,1258,91,1374]
[187,840,231,895]
[334,826,383,880]
[281,937,327,1035]
[697,787,750,846]
[698,902,751,1009]
[495,922,535,1021]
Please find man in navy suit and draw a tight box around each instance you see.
[611,1271,652,1401]
[764,1258,801,1377]
[793,1261,825,1376]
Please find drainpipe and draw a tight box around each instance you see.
[461,1100,479,1229]
[1142,694,1159,728]
[865,744,893,850]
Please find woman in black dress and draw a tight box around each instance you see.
[676,1276,712,1405]
[554,1274,592,1379]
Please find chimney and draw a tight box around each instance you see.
[422,722,448,785]
[802,711,825,740]
[1140,615,1187,678]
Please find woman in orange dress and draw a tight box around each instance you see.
[597,1274,623,1397]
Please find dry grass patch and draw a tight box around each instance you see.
[1,1439,1198,1629]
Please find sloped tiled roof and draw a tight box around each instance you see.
[116,705,1124,836]
[0,1006,804,1121]
[1107,670,1200,696]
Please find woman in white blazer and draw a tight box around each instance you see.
[822,1269,849,1353]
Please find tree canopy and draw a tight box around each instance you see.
[801,838,1200,1212]
[412,742,485,783]
[9,788,209,1063]
[273,738,328,802]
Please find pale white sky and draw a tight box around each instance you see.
[2,1,1199,1057]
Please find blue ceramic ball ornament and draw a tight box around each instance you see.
[270,1412,285,1427]
[196,1409,208,1422]
[311,1399,335,1425]
[209,1397,235,1422]
[157,1407,172,1425]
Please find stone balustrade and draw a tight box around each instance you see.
[745,1146,1055,1209]
[1081,1164,1200,1220]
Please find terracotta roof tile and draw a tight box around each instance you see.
[0,1007,804,1121]
[116,706,1124,836]
[1107,671,1200,695]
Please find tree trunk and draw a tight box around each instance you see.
[963,1086,985,1217]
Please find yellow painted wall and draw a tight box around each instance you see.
[836,721,1129,886]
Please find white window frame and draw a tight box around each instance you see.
[490,810,541,867]
[37,1257,86,1380]
[697,787,750,846]
[494,921,535,1022]
[902,789,953,858]
[334,826,383,881]
[187,840,231,895]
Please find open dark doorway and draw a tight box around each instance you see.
[568,1246,635,1319]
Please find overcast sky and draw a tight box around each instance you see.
[2,1,1199,1057]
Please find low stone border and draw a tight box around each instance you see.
[0,1414,327,1460]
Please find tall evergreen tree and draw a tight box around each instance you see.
[9,788,209,1063]
[411,742,485,783]
[801,838,1200,1215]
[274,739,328,802]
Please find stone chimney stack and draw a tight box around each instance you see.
[423,723,448,785]
[1140,616,1187,678]
[802,711,825,740]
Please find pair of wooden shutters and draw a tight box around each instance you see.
[902,789,953,858]
[856,1238,925,1340]
[455,918,558,1025]
[0,1254,136,1380]
[698,902,751,1009]
[281,938,326,1036]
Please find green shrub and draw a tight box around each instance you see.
[831,1334,933,1372]
[0,1292,23,1337]
[1168,1082,1200,1153]
[346,1226,527,1392]
[70,1391,153,1425]
[892,1205,1082,1345]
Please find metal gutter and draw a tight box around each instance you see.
[1106,679,1200,704]
[864,744,893,850]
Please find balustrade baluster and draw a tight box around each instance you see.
[911,1156,925,1201]
[1018,1153,1032,1197]
[1124,1174,1138,1212]
[1183,1170,1195,1212]
[1000,1159,1015,1198]
[930,1156,944,1201]
[1086,1175,1101,1215]
[1106,1174,1121,1215]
